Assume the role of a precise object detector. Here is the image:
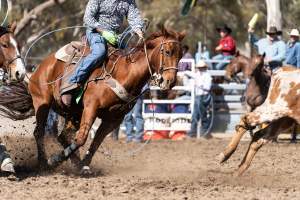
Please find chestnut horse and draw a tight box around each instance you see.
[225,51,252,83]
[244,54,271,111]
[0,23,26,82]
[25,27,185,173]
[225,52,271,112]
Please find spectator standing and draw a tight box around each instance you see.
[286,29,300,68]
[124,98,144,142]
[248,26,286,71]
[124,85,149,143]
[178,45,193,71]
[212,24,236,70]
[45,109,59,135]
[185,60,212,138]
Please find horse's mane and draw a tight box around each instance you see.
[108,29,180,63]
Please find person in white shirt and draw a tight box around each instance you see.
[184,60,213,138]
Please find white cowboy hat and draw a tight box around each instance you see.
[290,29,300,37]
[196,60,208,68]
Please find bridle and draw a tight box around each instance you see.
[143,38,181,86]
[0,30,24,82]
[2,55,24,82]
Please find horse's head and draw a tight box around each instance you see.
[0,22,26,81]
[146,26,186,90]
[246,53,271,110]
[249,53,266,78]
[225,51,250,83]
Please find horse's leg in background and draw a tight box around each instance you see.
[47,102,98,168]
[80,119,122,175]
[290,122,297,143]
[57,118,82,168]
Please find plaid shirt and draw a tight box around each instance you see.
[84,0,144,33]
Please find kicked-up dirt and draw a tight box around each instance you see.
[0,117,300,199]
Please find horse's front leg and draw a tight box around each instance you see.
[47,103,98,168]
[33,103,50,169]
[80,119,122,175]
[57,119,82,169]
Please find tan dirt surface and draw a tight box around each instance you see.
[0,118,300,200]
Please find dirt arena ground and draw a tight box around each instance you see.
[1,118,300,200]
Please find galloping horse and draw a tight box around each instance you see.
[18,27,185,173]
[0,23,26,82]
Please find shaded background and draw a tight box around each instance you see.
[3,0,300,64]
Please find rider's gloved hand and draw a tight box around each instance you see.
[136,29,144,39]
[101,30,118,46]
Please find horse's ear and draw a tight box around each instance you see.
[147,40,156,49]
[177,30,186,41]
[235,50,240,57]
[161,25,170,37]
[262,52,266,59]
[8,21,17,33]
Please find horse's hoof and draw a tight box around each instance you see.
[7,173,20,181]
[1,158,15,173]
[80,166,93,176]
[47,155,62,168]
[217,153,226,164]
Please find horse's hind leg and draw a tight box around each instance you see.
[80,120,122,175]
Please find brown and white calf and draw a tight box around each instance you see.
[219,64,299,175]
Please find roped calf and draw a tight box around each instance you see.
[219,64,300,175]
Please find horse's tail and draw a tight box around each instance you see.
[0,82,34,120]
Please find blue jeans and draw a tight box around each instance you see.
[212,54,233,70]
[69,29,108,83]
[188,94,212,137]
[124,98,144,141]
[45,109,58,134]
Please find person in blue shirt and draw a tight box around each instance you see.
[286,29,300,68]
[248,26,286,71]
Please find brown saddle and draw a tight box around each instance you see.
[57,40,91,97]
[57,40,125,106]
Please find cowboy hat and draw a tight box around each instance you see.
[289,29,300,37]
[216,24,232,34]
[196,60,208,68]
[265,26,282,35]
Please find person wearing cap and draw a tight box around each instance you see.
[248,26,286,71]
[184,60,212,138]
[286,29,300,68]
[212,24,236,70]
